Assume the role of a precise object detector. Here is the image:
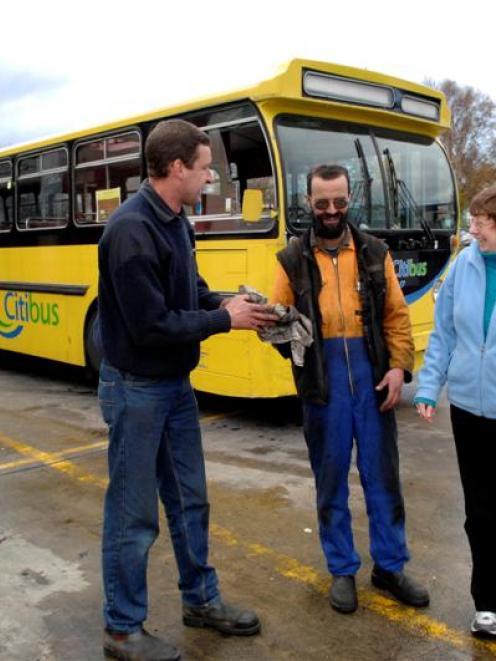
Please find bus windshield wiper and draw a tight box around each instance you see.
[354,139,372,227]
[383,148,435,246]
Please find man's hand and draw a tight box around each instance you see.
[416,402,436,423]
[376,367,404,412]
[223,295,279,331]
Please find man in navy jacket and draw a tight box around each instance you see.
[98,119,277,661]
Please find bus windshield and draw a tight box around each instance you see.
[276,115,456,235]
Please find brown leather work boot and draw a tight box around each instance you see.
[103,627,180,660]
[183,598,261,635]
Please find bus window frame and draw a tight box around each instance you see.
[16,146,70,232]
[175,104,279,238]
[0,159,13,233]
[73,128,142,228]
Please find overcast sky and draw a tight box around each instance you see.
[0,0,494,150]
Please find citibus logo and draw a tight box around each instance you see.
[394,258,428,279]
[394,259,427,287]
[0,291,60,339]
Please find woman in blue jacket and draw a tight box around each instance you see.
[415,185,496,638]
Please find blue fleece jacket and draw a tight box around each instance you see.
[482,252,496,339]
[98,180,231,377]
[415,241,496,419]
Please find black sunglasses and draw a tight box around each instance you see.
[313,197,349,211]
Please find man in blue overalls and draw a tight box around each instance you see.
[271,164,429,614]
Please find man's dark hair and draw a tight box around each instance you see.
[307,164,350,195]
[145,119,210,178]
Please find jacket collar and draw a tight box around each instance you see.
[467,239,485,267]
[310,226,352,253]
[139,179,185,224]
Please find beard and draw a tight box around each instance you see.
[313,211,348,239]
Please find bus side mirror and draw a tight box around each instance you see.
[242,189,263,222]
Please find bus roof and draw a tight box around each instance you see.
[0,58,450,157]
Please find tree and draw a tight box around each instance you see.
[427,79,496,211]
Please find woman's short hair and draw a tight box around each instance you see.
[145,119,210,178]
[469,184,496,221]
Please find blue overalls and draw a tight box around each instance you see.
[303,337,410,576]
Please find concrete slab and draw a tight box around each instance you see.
[0,354,495,660]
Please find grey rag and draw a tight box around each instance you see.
[238,285,313,367]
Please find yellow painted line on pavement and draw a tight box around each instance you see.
[0,439,107,471]
[210,532,496,656]
[0,412,234,472]
[245,540,470,648]
[2,429,494,656]
[0,433,107,488]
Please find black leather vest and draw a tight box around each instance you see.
[277,224,390,404]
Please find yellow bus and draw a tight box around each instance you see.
[0,59,457,397]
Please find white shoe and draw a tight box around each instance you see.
[471,611,496,636]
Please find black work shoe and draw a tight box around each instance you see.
[371,565,430,607]
[183,598,261,636]
[103,627,181,660]
[329,575,358,613]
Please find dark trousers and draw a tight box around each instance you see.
[451,405,496,611]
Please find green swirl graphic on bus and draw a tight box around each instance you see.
[0,291,60,339]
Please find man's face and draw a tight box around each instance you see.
[180,144,213,206]
[308,175,350,239]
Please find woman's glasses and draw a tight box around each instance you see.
[469,215,495,230]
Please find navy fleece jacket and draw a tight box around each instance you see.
[98,180,231,377]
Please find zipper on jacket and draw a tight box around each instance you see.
[332,256,355,395]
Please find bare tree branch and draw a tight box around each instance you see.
[426,79,496,210]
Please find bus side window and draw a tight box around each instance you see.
[0,197,12,231]
[0,160,13,232]
[186,119,275,235]
[75,165,107,224]
[51,192,69,219]
[74,131,142,226]
[16,149,69,230]
[108,160,141,203]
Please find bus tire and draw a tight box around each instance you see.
[85,310,102,377]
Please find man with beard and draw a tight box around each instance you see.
[270,164,429,614]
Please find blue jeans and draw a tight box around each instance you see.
[98,360,219,633]
[303,338,409,576]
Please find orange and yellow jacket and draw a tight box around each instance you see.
[271,230,414,375]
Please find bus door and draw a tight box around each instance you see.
[183,104,278,396]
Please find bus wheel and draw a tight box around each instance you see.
[85,310,102,377]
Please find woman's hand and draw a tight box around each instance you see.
[416,402,436,423]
